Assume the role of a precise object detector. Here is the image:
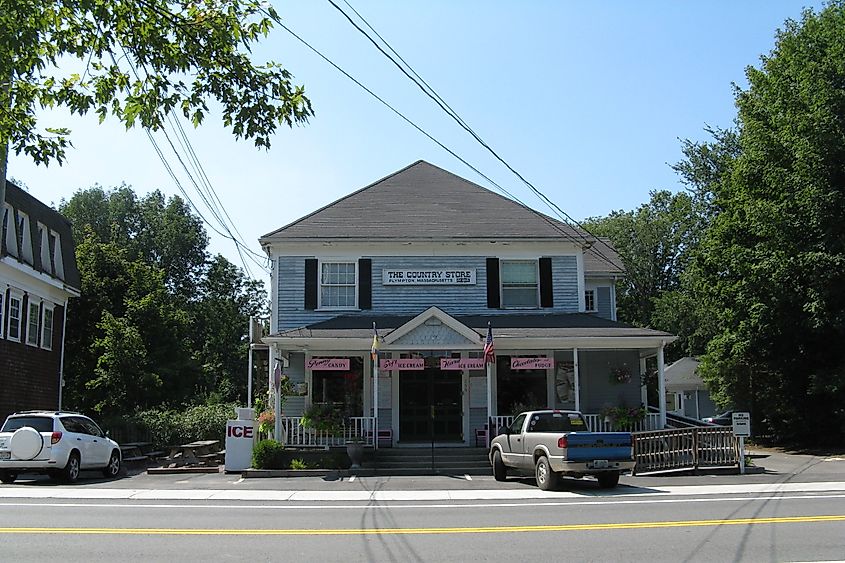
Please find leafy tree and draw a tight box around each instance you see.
[1,0,312,167]
[61,185,265,417]
[694,2,845,444]
[583,190,701,331]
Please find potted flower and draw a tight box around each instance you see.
[601,405,647,431]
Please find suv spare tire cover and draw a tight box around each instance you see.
[10,427,44,460]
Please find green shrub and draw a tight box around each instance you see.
[104,403,237,449]
[252,439,286,469]
[289,458,308,470]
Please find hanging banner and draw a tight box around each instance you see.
[440,358,485,370]
[380,358,425,371]
[510,357,554,370]
[306,358,350,371]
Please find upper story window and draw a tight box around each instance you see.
[7,293,22,342]
[501,260,539,308]
[585,289,597,312]
[320,261,357,309]
[41,305,54,350]
[26,301,40,346]
[50,231,65,280]
[0,292,4,339]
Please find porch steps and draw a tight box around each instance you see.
[366,447,491,476]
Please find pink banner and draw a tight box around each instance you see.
[510,357,553,370]
[440,358,485,370]
[379,358,425,371]
[306,358,350,371]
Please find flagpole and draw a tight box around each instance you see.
[372,322,379,450]
[484,322,494,447]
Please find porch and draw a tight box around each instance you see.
[276,413,664,448]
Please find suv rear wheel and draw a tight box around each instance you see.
[102,450,121,478]
[61,451,81,483]
[0,471,18,484]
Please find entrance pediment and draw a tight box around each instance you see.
[384,307,481,348]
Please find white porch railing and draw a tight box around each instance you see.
[279,416,376,447]
[584,413,662,433]
[488,413,662,439]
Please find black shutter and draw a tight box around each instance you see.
[539,257,553,308]
[358,258,372,310]
[304,259,318,310]
[486,258,500,309]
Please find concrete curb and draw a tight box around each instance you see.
[147,466,222,475]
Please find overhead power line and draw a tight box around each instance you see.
[327,0,622,271]
[275,19,598,254]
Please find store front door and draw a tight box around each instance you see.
[398,364,462,442]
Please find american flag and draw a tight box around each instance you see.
[483,322,495,364]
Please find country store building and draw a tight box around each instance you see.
[260,161,674,447]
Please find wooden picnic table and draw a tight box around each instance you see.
[165,440,221,466]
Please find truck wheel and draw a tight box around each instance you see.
[535,456,559,491]
[492,450,507,482]
[597,471,620,488]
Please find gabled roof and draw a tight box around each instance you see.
[665,357,704,389]
[584,238,624,275]
[260,160,591,243]
[2,181,81,290]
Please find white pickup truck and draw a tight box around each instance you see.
[489,410,635,490]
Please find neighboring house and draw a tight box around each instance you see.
[259,161,676,446]
[664,357,718,420]
[1,181,81,422]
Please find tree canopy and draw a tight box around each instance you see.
[60,186,267,417]
[1,0,312,166]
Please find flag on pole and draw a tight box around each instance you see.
[371,322,380,360]
[483,322,495,364]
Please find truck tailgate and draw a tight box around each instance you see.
[565,432,632,461]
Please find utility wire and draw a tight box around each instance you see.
[109,45,270,276]
[276,19,597,253]
[329,0,622,271]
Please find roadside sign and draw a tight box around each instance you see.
[732,412,751,437]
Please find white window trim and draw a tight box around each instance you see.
[0,290,4,339]
[41,303,55,351]
[584,288,597,313]
[7,291,23,343]
[317,259,358,311]
[500,259,540,310]
[26,298,41,347]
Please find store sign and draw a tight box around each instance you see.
[511,357,554,370]
[380,358,425,371]
[382,269,476,285]
[306,358,350,370]
[440,358,485,370]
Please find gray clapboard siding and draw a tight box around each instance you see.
[277,255,582,329]
[577,350,642,413]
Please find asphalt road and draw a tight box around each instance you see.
[1,450,843,561]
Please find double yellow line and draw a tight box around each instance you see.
[1,515,844,535]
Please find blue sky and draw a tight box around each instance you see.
[7,1,824,282]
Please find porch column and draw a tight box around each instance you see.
[373,356,379,449]
[639,357,648,405]
[657,342,667,428]
[486,361,493,426]
[573,348,580,412]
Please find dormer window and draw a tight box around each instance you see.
[50,231,64,279]
[17,210,33,264]
[3,204,17,258]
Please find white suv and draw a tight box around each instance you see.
[0,411,121,484]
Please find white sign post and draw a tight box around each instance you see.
[732,412,751,474]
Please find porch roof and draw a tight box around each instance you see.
[267,312,674,349]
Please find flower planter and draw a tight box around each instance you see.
[346,441,364,469]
